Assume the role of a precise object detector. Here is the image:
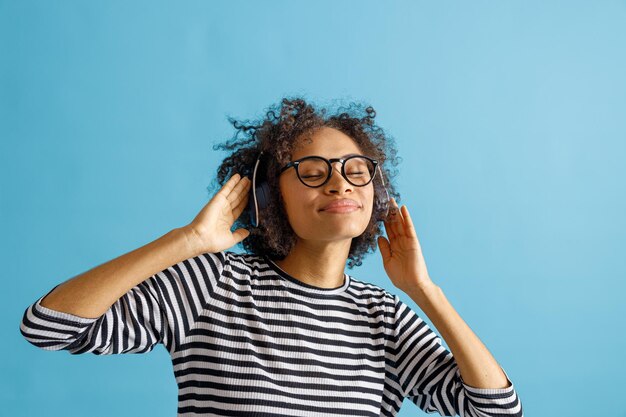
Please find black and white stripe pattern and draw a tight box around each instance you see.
[21,251,523,417]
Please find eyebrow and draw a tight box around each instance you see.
[295,152,362,161]
[313,153,361,159]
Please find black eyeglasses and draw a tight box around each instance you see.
[279,155,380,188]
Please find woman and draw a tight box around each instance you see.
[20,97,523,416]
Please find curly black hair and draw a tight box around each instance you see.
[207,96,402,269]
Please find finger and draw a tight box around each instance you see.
[389,198,405,236]
[228,177,251,207]
[232,227,250,243]
[377,236,391,261]
[401,205,417,239]
[383,216,395,240]
[216,173,243,199]
[226,175,251,204]
[232,189,250,220]
[386,201,398,221]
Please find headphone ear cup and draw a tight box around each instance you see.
[374,191,390,222]
[257,182,272,212]
[249,182,271,227]
[247,187,259,227]
[248,151,271,228]
[373,165,391,222]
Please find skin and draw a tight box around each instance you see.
[273,126,373,288]
[35,122,511,391]
[274,126,511,390]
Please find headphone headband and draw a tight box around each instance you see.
[248,150,391,227]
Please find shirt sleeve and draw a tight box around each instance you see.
[19,250,229,355]
[389,295,523,417]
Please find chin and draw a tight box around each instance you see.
[317,223,367,238]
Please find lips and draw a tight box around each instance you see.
[320,198,361,211]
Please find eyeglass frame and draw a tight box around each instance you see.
[278,154,382,188]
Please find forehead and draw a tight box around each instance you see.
[292,127,363,160]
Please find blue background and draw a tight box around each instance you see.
[2,1,625,416]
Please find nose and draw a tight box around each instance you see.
[325,162,352,193]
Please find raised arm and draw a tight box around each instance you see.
[20,172,252,354]
[36,172,250,319]
[37,227,195,319]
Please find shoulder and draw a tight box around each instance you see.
[220,250,272,276]
[347,275,397,308]
[223,250,264,266]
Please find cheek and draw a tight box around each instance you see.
[278,177,289,201]
[364,186,375,207]
[278,179,302,217]
[278,184,290,213]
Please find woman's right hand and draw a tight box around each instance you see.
[182,173,252,256]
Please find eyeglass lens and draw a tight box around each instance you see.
[297,157,375,187]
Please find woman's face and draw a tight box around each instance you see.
[278,127,375,243]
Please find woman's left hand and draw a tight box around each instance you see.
[377,198,435,294]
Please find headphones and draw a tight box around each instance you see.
[248,151,392,228]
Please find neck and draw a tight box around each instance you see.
[272,238,351,289]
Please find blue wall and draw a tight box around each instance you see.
[2,1,625,416]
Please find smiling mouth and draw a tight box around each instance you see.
[320,206,360,213]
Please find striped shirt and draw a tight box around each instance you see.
[20,250,523,417]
